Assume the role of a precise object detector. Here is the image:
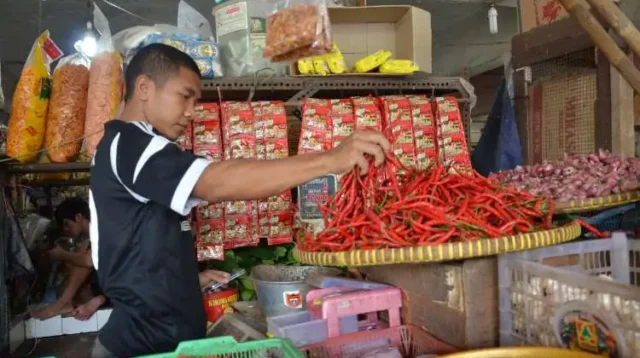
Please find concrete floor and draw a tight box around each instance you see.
[14,333,98,358]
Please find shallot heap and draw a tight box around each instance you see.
[491,150,640,202]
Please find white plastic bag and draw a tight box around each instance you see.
[178,0,214,40]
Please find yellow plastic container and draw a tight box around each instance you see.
[379,59,419,74]
[297,58,315,74]
[441,347,600,358]
[354,50,392,73]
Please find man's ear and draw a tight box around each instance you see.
[135,75,154,101]
[75,213,84,223]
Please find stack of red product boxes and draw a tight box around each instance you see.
[352,96,383,132]
[380,96,417,177]
[329,99,355,148]
[221,102,258,248]
[298,99,333,154]
[433,96,472,174]
[253,101,293,245]
[409,95,438,171]
[192,103,224,261]
[176,123,193,151]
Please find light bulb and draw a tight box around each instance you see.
[79,21,97,57]
[488,5,498,35]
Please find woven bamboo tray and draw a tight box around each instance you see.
[554,191,640,214]
[294,223,581,267]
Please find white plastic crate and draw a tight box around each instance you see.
[498,233,640,357]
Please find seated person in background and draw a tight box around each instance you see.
[31,197,107,321]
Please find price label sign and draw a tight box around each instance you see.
[297,175,337,220]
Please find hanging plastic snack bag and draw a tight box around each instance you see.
[46,53,90,162]
[0,60,5,110]
[84,4,124,158]
[263,0,331,62]
[7,31,56,163]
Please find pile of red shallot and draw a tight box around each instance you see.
[490,150,640,203]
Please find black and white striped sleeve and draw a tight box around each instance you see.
[112,126,210,216]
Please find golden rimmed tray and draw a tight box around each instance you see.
[554,191,640,214]
[294,223,581,267]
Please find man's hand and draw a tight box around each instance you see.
[198,270,230,289]
[325,131,391,176]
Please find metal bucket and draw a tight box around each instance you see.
[251,265,341,317]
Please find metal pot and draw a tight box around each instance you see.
[251,265,341,317]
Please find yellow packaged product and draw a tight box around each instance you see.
[297,58,315,74]
[326,53,347,74]
[7,31,54,163]
[354,50,392,73]
[312,58,329,76]
[380,59,419,74]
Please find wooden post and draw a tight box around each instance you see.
[583,0,640,58]
[555,0,640,93]
[610,62,635,157]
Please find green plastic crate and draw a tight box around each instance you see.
[138,336,303,358]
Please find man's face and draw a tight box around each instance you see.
[145,67,201,141]
[62,215,83,238]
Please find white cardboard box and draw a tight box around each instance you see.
[10,320,25,352]
[97,308,113,330]
[26,316,62,339]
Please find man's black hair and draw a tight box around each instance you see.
[124,43,202,102]
[55,197,90,229]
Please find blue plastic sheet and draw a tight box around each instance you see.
[472,78,523,176]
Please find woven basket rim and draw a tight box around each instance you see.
[294,223,581,267]
[554,191,640,214]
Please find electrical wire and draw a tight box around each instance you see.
[98,0,164,24]
[0,128,103,164]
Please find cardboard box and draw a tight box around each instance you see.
[328,6,432,73]
[361,257,498,349]
[519,0,569,33]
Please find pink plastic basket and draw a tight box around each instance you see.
[299,325,458,358]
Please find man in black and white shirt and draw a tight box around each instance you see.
[90,43,390,357]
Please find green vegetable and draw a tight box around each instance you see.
[240,289,256,301]
[239,276,255,290]
[274,246,288,258]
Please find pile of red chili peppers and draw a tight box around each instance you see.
[298,156,557,252]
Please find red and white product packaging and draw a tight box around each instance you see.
[380,96,416,177]
[253,101,294,245]
[196,219,225,261]
[433,96,472,174]
[192,102,225,261]
[298,99,332,154]
[408,95,438,170]
[221,101,257,248]
[352,96,383,132]
[176,123,193,151]
[329,99,355,148]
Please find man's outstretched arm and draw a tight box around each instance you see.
[193,131,391,203]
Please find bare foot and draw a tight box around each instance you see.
[73,295,106,321]
[31,300,73,320]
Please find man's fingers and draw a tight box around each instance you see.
[354,140,385,167]
[206,270,230,283]
[356,155,369,176]
[353,131,391,152]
